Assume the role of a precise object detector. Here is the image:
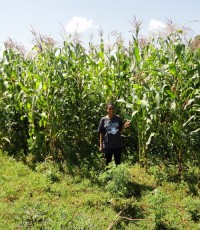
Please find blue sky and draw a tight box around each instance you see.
[0,0,199,50]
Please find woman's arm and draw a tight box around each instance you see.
[99,132,103,152]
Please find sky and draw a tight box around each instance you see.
[0,0,199,51]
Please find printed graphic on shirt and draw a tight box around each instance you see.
[105,120,119,134]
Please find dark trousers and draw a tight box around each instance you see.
[103,148,122,166]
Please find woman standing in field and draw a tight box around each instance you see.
[98,102,131,166]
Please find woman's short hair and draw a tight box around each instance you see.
[106,102,115,109]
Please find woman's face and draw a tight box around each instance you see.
[106,105,115,117]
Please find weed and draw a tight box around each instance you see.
[98,163,131,198]
[183,196,200,222]
[35,160,61,183]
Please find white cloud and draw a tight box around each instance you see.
[148,19,166,31]
[65,16,93,33]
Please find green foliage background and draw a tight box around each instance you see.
[0,30,200,174]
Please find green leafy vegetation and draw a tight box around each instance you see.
[0,21,200,228]
[0,151,199,229]
[1,26,199,175]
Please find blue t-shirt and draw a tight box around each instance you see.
[98,115,123,149]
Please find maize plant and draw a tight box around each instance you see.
[0,30,199,176]
[118,31,200,174]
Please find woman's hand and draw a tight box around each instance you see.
[123,120,131,129]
